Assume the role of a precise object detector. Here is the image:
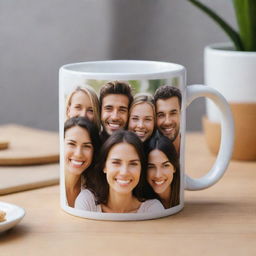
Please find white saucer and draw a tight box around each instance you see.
[0,201,25,232]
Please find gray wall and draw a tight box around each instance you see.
[0,0,236,131]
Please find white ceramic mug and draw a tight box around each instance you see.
[59,60,234,221]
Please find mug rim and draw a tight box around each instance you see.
[60,60,185,80]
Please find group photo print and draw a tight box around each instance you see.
[61,78,183,214]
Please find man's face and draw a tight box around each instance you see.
[156,97,181,142]
[101,94,129,135]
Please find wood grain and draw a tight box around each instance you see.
[0,164,59,195]
[0,125,59,165]
[0,140,9,150]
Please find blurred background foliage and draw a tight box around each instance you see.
[84,77,180,95]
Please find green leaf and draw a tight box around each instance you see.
[188,0,244,51]
[233,0,256,51]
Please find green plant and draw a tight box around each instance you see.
[188,0,256,51]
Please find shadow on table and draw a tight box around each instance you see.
[183,201,230,212]
[0,224,30,243]
[167,201,241,219]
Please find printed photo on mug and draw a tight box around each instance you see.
[61,78,183,216]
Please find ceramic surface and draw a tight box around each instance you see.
[0,202,25,232]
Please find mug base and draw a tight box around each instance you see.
[61,203,184,221]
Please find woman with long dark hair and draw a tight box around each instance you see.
[64,117,100,207]
[146,135,180,208]
[75,130,164,213]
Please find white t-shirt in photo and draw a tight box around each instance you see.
[74,189,165,213]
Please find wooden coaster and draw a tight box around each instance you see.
[0,140,9,150]
[0,124,59,165]
[0,163,59,195]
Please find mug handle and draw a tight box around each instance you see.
[185,85,234,190]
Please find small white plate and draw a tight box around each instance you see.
[0,201,25,232]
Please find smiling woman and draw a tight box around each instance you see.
[66,85,101,131]
[74,130,164,213]
[64,117,100,207]
[146,135,180,209]
[128,93,156,143]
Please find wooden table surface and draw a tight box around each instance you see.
[1,133,256,256]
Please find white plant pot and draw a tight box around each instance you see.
[203,43,256,161]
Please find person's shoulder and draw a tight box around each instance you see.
[143,199,164,208]
[138,199,165,213]
[77,188,95,198]
[74,189,97,211]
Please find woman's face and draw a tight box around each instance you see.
[104,142,141,195]
[128,103,154,142]
[64,126,93,175]
[147,149,175,195]
[67,90,94,121]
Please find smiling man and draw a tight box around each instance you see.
[99,81,133,142]
[154,85,182,153]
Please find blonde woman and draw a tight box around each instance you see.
[128,93,156,143]
[66,85,101,130]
